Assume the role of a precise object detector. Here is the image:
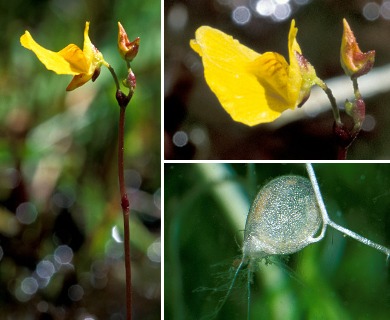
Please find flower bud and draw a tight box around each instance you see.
[340,19,375,78]
[118,22,140,62]
[345,98,365,129]
[122,69,136,91]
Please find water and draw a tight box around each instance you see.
[200,164,390,319]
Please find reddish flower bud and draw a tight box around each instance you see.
[118,22,140,62]
[345,98,366,130]
[127,69,136,91]
[340,19,375,79]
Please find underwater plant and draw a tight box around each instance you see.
[201,164,390,319]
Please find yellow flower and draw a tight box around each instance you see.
[190,20,319,126]
[20,22,109,91]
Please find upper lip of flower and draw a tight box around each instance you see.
[20,21,108,91]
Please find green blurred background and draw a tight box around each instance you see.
[164,0,390,159]
[165,163,390,319]
[0,0,160,319]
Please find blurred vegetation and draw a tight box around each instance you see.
[165,0,390,159]
[165,163,390,319]
[0,0,160,319]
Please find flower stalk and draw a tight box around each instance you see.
[20,21,139,319]
[118,100,132,320]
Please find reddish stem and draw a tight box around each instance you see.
[337,146,348,160]
[118,106,132,320]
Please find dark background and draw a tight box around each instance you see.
[164,0,390,159]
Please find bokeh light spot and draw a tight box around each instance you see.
[37,300,49,313]
[125,169,142,190]
[256,0,276,16]
[16,202,38,225]
[153,188,161,210]
[1,168,20,189]
[105,240,123,259]
[190,127,207,145]
[90,259,108,289]
[232,6,251,25]
[273,3,291,20]
[147,239,161,263]
[294,0,310,4]
[363,2,380,21]
[167,3,188,31]
[21,276,38,295]
[52,190,75,209]
[68,284,84,301]
[112,225,123,243]
[54,245,73,265]
[110,313,124,320]
[36,260,55,279]
[380,1,390,19]
[172,131,188,147]
[362,114,376,132]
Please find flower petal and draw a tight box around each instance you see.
[287,19,303,105]
[20,31,88,75]
[82,21,107,73]
[82,21,94,66]
[58,44,89,73]
[191,26,285,126]
[250,52,292,112]
[66,73,92,91]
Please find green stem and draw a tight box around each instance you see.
[316,79,342,125]
[107,64,121,91]
[352,77,361,99]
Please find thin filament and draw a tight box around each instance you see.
[247,266,251,320]
[205,257,247,320]
[327,219,390,256]
[306,163,390,258]
[305,163,328,241]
